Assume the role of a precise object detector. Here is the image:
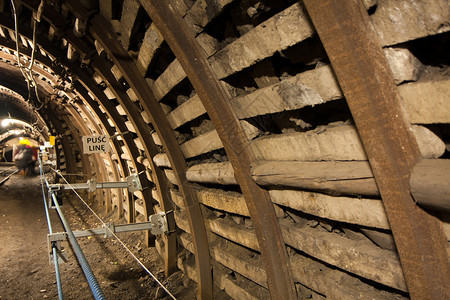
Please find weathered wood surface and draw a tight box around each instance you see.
[153,153,171,168]
[180,130,222,158]
[251,125,445,161]
[164,65,450,134]
[150,59,186,101]
[183,0,236,35]
[136,23,164,76]
[180,230,404,300]
[231,65,340,119]
[171,184,391,230]
[209,2,314,79]
[270,189,390,230]
[371,0,450,46]
[175,210,406,291]
[399,76,450,124]
[177,251,270,300]
[410,159,450,211]
[120,0,141,50]
[186,162,237,185]
[252,160,379,196]
[279,219,407,292]
[166,94,205,129]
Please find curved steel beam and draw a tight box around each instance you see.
[90,56,177,275]
[73,82,130,218]
[44,109,77,179]
[74,100,126,214]
[302,1,450,299]
[60,110,93,178]
[88,14,213,299]
[65,105,113,208]
[73,69,144,224]
[138,1,297,299]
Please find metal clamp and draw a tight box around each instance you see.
[149,212,169,235]
[47,234,68,264]
[126,174,142,192]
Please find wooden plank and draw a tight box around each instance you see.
[136,23,164,76]
[120,0,141,50]
[400,76,450,124]
[410,159,450,211]
[186,162,237,185]
[183,0,235,35]
[153,153,171,168]
[371,0,450,46]
[270,189,389,230]
[177,210,407,292]
[280,219,407,292]
[150,59,186,101]
[166,94,205,129]
[252,160,378,196]
[251,125,445,161]
[177,251,270,300]
[180,130,222,158]
[209,2,315,79]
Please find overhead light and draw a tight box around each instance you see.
[1,118,31,128]
[1,118,11,127]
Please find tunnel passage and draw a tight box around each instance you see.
[0,0,449,299]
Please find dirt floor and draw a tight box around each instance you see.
[0,167,197,299]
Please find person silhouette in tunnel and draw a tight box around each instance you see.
[13,139,37,176]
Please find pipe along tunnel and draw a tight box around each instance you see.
[0,0,449,299]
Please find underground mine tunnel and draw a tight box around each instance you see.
[0,0,449,299]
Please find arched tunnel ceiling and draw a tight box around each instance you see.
[0,1,449,299]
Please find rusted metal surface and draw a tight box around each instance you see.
[90,56,177,274]
[64,105,114,210]
[139,1,297,299]
[45,112,77,179]
[89,14,213,299]
[72,101,125,213]
[73,82,130,218]
[72,68,145,224]
[22,0,96,59]
[303,0,450,298]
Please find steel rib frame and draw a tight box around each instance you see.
[72,68,148,226]
[90,55,177,275]
[302,0,450,298]
[0,11,123,216]
[44,111,78,179]
[59,110,94,178]
[88,14,213,299]
[73,83,131,219]
[139,1,297,299]
[64,105,112,210]
[74,100,126,215]
[17,0,175,268]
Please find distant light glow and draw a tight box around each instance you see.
[1,118,31,128]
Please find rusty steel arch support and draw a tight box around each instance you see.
[90,56,177,275]
[59,110,93,178]
[138,1,297,299]
[73,82,131,218]
[64,105,113,209]
[73,100,126,214]
[72,69,146,225]
[44,110,78,180]
[88,15,213,299]
[302,1,450,299]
